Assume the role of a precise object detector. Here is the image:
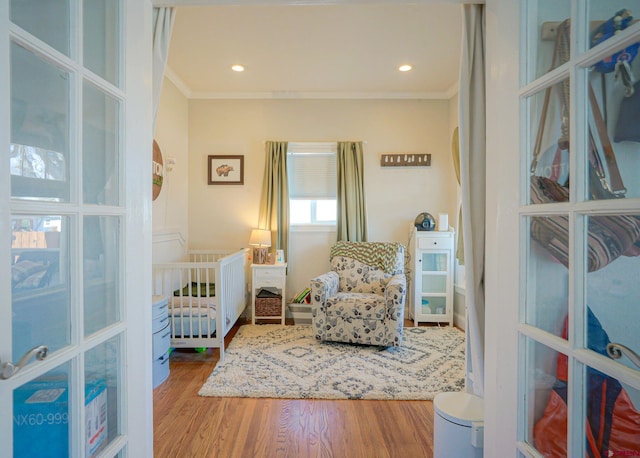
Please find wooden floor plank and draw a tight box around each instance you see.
[153,321,437,457]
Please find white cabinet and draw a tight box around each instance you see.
[251,263,287,324]
[409,228,454,326]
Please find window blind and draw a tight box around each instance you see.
[287,142,337,199]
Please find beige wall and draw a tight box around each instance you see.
[187,97,458,298]
[152,78,190,263]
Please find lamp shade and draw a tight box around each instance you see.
[249,229,271,247]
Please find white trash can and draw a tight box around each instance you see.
[434,392,484,458]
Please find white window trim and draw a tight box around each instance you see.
[289,224,337,233]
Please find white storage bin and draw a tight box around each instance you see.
[434,392,484,458]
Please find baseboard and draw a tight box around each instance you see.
[287,303,312,325]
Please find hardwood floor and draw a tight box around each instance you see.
[153,321,436,458]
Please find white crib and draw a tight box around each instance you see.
[152,249,249,359]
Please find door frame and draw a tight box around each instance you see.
[484,0,521,456]
[123,1,154,456]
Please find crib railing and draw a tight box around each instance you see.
[217,250,248,335]
[151,248,248,358]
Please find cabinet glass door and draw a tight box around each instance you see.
[421,252,448,272]
[420,254,448,315]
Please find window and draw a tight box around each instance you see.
[287,142,337,225]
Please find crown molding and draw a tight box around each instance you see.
[164,66,192,98]
[188,90,455,100]
[163,66,459,101]
[444,81,459,99]
[154,0,474,5]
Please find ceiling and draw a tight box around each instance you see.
[165,3,463,99]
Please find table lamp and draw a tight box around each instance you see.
[249,229,271,264]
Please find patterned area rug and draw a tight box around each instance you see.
[199,324,465,400]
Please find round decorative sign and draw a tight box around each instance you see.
[152,140,164,201]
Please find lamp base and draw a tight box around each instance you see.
[252,247,268,264]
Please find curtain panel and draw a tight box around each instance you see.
[459,4,486,397]
[336,141,368,242]
[152,7,176,131]
[258,141,290,261]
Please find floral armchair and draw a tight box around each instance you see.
[310,241,406,347]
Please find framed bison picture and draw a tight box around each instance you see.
[208,155,244,185]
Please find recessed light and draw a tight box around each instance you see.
[399,64,412,72]
[231,65,245,72]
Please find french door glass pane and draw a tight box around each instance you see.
[10,42,70,202]
[585,4,640,201]
[11,215,70,361]
[13,362,71,458]
[523,338,567,455]
[83,0,120,86]
[528,216,569,337]
[585,62,640,200]
[529,79,571,205]
[583,364,640,457]
[83,82,119,205]
[84,216,120,336]
[588,3,640,50]
[10,0,70,56]
[85,336,121,455]
[586,214,640,370]
[530,0,571,81]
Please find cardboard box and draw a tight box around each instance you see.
[85,381,108,457]
[14,379,108,458]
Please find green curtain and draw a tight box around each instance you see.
[336,141,367,242]
[451,127,464,264]
[258,141,290,260]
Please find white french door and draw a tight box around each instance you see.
[486,0,640,456]
[0,1,153,457]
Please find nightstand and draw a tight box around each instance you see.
[251,263,287,324]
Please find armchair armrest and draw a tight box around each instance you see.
[310,271,339,312]
[310,271,339,341]
[382,273,407,346]
[384,273,407,320]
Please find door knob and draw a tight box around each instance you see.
[1,345,48,379]
[607,342,640,370]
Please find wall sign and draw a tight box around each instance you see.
[152,140,164,201]
[380,153,431,167]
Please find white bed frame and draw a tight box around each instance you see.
[152,249,249,359]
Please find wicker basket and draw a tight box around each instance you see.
[255,296,282,317]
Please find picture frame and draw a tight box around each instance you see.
[207,155,244,185]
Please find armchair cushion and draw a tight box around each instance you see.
[331,256,391,295]
[326,292,386,320]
